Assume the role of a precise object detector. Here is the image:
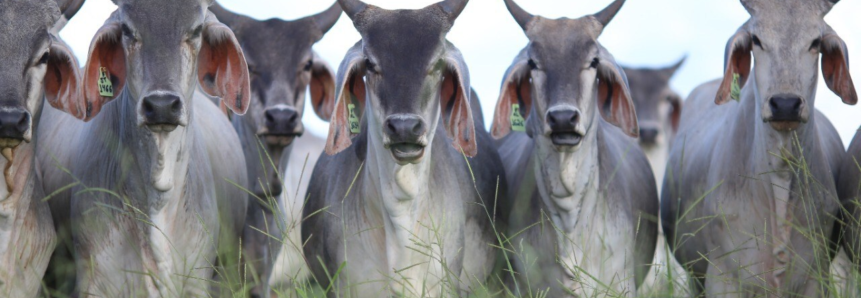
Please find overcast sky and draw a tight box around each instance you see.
[61,0,861,147]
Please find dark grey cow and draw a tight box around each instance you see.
[490,0,658,296]
[662,0,856,296]
[302,0,506,296]
[36,0,252,296]
[0,0,82,296]
[622,60,686,293]
[209,3,339,295]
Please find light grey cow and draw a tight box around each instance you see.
[302,0,507,296]
[36,0,253,296]
[622,61,687,293]
[662,0,856,296]
[0,0,82,296]
[490,0,658,296]
[208,3,339,295]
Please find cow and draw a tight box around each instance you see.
[661,0,856,296]
[838,132,861,288]
[0,0,82,296]
[208,3,339,295]
[36,0,253,296]
[622,60,687,293]
[490,0,658,296]
[301,0,507,296]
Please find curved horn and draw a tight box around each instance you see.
[504,0,534,31]
[593,0,625,29]
[338,0,367,20]
[52,0,85,20]
[438,0,468,23]
[313,2,343,36]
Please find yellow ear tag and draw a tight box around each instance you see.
[510,103,526,132]
[730,73,741,101]
[98,67,114,97]
[348,97,360,134]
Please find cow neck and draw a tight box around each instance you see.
[533,116,601,235]
[119,92,191,203]
[744,75,820,286]
[234,116,288,197]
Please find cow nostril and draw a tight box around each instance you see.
[265,110,275,124]
[547,109,579,131]
[170,98,181,112]
[287,111,298,124]
[143,99,155,116]
[411,120,423,135]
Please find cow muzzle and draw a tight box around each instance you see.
[0,109,29,149]
[546,107,584,149]
[766,94,806,131]
[142,93,184,132]
[260,106,303,147]
[383,115,428,165]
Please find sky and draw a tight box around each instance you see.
[61,0,861,147]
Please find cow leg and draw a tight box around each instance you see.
[243,198,284,298]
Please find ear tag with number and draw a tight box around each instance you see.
[98,67,114,97]
[510,103,526,132]
[730,73,741,101]
[348,94,360,134]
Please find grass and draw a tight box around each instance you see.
[14,130,861,298]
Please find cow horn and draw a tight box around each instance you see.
[504,0,533,31]
[438,0,468,23]
[338,0,367,20]
[593,0,625,29]
[313,2,343,35]
[52,0,84,20]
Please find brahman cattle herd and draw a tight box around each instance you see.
[0,0,858,297]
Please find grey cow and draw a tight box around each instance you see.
[36,0,253,296]
[302,0,507,296]
[491,0,658,296]
[0,0,82,296]
[208,3,340,295]
[662,0,856,296]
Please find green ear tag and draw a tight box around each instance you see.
[510,103,526,132]
[98,67,114,97]
[348,100,360,134]
[730,73,741,101]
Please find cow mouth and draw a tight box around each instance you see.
[768,120,802,132]
[147,124,179,133]
[390,143,425,164]
[0,138,23,149]
[260,132,302,147]
[550,132,583,147]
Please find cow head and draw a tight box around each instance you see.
[0,0,82,151]
[492,0,637,153]
[210,2,339,147]
[77,0,250,126]
[715,0,856,131]
[322,0,475,165]
[624,57,684,146]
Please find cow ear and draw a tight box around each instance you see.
[441,48,476,157]
[491,53,532,139]
[821,31,857,105]
[198,14,251,115]
[715,27,752,105]
[596,47,638,138]
[82,20,125,121]
[45,37,83,119]
[325,43,366,155]
[310,52,336,121]
[668,92,682,133]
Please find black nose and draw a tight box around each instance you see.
[0,109,29,140]
[546,109,579,132]
[639,127,659,144]
[385,116,426,144]
[768,95,802,121]
[264,108,300,136]
[142,94,182,125]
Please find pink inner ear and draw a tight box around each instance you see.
[82,28,126,121]
[822,37,857,105]
[441,72,476,157]
[198,24,251,115]
[598,76,638,138]
[325,72,366,155]
[492,73,531,139]
[311,65,336,120]
[45,45,82,119]
[716,36,752,105]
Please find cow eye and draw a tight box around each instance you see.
[122,24,136,41]
[37,52,49,65]
[365,58,377,73]
[190,25,203,40]
[304,59,313,72]
[751,35,762,48]
[810,38,821,51]
[527,59,537,70]
[589,57,600,69]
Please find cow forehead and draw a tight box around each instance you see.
[240,20,315,67]
[746,0,831,18]
[121,0,205,31]
[526,18,599,64]
[360,9,448,69]
[0,2,55,64]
